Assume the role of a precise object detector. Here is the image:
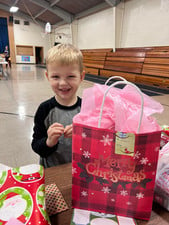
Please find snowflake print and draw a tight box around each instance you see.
[120,190,128,196]
[82,132,87,138]
[155,147,159,152]
[148,163,151,166]
[83,151,91,158]
[111,198,115,202]
[126,202,132,205]
[81,190,88,197]
[72,167,77,175]
[136,192,144,200]
[140,157,149,165]
[100,135,113,146]
[133,151,141,159]
[102,186,111,194]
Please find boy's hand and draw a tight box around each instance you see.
[64,124,73,138]
[46,123,64,147]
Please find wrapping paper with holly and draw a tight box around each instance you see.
[0,164,51,225]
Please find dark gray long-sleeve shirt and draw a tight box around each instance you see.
[31,96,81,168]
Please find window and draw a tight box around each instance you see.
[14,19,20,24]
[24,21,29,26]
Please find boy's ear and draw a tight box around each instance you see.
[45,71,49,80]
[81,70,85,81]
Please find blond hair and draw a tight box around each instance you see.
[46,44,83,73]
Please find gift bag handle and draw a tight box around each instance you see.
[98,81,144,133]
[105,76,127,85]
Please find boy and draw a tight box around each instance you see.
[31,44,85,168]
[4,45,11,68]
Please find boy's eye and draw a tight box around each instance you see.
[68,75,75,78]
[52,75,59,79]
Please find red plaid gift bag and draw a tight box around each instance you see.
[0,164,50,224]
[72,81,161,220]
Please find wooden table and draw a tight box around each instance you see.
[45,163,73,225]
[45,163,169,225]
[0,61,8,78]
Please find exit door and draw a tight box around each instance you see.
[35,46,43,64]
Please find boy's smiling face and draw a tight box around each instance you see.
[46,63,84,106]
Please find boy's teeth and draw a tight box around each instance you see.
[61,89,69,92]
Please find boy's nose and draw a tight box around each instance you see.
[59,79,67,85]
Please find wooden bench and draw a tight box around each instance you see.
[138,50,169,88]
[103,48,169,88]
[82,48,112,52]
[116,46,169,52]
[100,51,145,82]
[81,49,112,75]
[82,47,169,89]
[116,47,152,52]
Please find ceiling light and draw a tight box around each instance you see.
[10,6,19,13]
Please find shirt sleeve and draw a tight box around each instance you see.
[31,104,58,158]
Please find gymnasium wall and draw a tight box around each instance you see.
[2,0,168,64]
[54,24,72,45]
[54,0,169,49]
[13,16,51,63]
[120,0,169,47]
[54,8,116,49]
[77,8,115,49]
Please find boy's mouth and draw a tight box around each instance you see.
[59,88,71,93]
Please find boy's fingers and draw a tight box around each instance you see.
[64,127,72,135]
[64,133,72,138]
[48,127,64,137]
[49,124,73,138]
[50,122,64,128]
[64,124,72,133]
[49,125,64,132]
[50,130,64,137]
[49,127,64,135]
[64,125,73,138]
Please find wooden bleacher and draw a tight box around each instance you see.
[138,50,169,87]
[100,51,145,83]
[116,46,169,51]
[82,47,169,89]
[81,48,112,75]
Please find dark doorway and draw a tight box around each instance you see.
[35,46,43,64]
